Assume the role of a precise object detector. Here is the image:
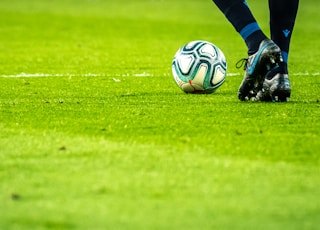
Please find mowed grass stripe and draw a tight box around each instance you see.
[1,126,319,229]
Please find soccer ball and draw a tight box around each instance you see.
[172,40,227,94]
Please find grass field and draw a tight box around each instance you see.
[1,0,320,229]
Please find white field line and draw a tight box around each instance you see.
[0,72,157,78]
[227,72,320,76]
[1,72,319,78]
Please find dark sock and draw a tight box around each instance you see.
[269,0,299,70]
[212,0,267,54]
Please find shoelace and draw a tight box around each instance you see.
[236,58,248,70]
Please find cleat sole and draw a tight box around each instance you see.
[271,90,291,102]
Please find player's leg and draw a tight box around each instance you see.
[212,0,266,55]
[269,0,299,70]
[260,0,300,102]
[212,0,283,101]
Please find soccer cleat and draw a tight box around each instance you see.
[237,39,283,101]
[254,62,291,102]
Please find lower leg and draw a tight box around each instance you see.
[269,0,300,73]
[212,0,267,55]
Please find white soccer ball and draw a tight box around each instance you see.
[172,40,227,94]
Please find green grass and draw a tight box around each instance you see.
[1,0,320,229]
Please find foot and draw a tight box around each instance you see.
[254,62,291,102]
[238,39,283,101]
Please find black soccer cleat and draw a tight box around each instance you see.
[254,62,291,102]
[237,39,283,101]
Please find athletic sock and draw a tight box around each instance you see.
[269,0,299,72]
[212,0,267,55]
